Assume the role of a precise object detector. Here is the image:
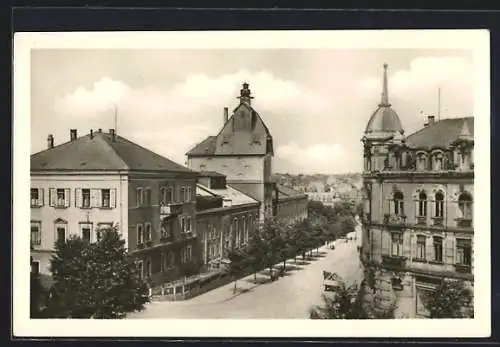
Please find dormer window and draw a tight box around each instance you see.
[433,154,443,171]
[416,154,427,171]
[222,135,230,145]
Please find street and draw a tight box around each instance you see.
[128,230,362,319]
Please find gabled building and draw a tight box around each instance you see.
[361,64,474,318]
[186,83,307,225]
[30,128,200,286]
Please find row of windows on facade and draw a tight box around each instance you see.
[141,185,193,207]
[388,191,473,220]
[136,215,194,245]
[204,217,254,259]
[137,246,192,279]
[30,188,115,209]
[30,220,113,246]
[389,233,472,267]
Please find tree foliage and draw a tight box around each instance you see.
[422,279,473,318]
[46,226,149,318]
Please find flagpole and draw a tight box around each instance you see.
[438,88,441,121]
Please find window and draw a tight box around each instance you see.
[31,222,41,246]
[161,252,172,272]
[82,227,91,243]
[56,227,66,243]
[82,189,91,208]
[418,192,427,217]
[57,189,65,207]
[433,236,443,262]
[417,155,427,171]
[416,235,426,260]
[145,259,152,278]
[435,192,444,218]
[183,245,192,263]
[145,223,152,241]
[137,261,144,280]
[161,222,171,239]
[136,188,143,207]
[180,187,186,203]
[31,261,40,275]
[434,156,443,171]
[180,217,185,233]
[458,193,473,220]
[186,186,192,202]
[101,189,111,208]
[186,217,192,233]
[394,191,404,215]
[96,223,113,242]
[144,188,151,206]
[137,224,144,245]
[391,233,403,256]
[31,188,43,207]
[456,238,472,266]
[161,187,174,205]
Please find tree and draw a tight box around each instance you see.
[422,279,473,318]
[309,276,364,319]
[46,226,150,318]
[227,248,250,293]
[260,217,286,281]
[246,232,268,283]
[30,270,47,318]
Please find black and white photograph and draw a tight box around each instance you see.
[13,30,490,337]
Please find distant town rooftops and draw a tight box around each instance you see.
[31,129,196,174]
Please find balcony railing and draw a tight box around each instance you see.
[454,263,472,274]
[416,216,427,225]
[456,218,472,228]
[432,217,444,227]
[383,214,407,226]
[160,203,183,218]
[382,254,407,268]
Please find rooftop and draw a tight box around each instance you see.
[405,117,474,149]
[31,131,197,174]
[196,183,259,206]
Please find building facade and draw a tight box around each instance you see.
[186,83,308,224]
[195,172,260,271]
[361,64,474,318]
[30,129,200,286]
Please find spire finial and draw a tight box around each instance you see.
[379,63,390,107]
[237,82,254,105]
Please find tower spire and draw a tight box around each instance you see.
[237,82,254,105]
[379,63,391,107]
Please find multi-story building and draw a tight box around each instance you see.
[30,129,200,286]
[186,83,307,224]
[306,192,339,207]
[361,63,474,318]
[195,171,260,271]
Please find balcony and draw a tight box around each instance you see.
[454,264,472,274]
[415,216,427,225]
[455,218,472,228]
[383,214,407,227]
[382,254,407,269]
[160,203,183,218]
[432,217,444,227]
[160,234,173,243]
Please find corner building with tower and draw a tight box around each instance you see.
[361,64,474,318]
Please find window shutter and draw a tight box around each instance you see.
[38,188,44,207]
[49,188,56,207]
[425,235,433,260]
[75,188,82,208]
[445,237,455,264]
[403,233,411,258]
[110,189,116,208]
[64,188,70,207]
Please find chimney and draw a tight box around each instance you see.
[70,129,77,141]
[90,129,94,139]
[424,115,436,127]
[47,134,54,149]
[223,107,229,124]
[109,129,116,141]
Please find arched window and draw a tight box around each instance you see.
[418,192,427,217]
[434,154,443,171]
[417,154,427,171]
[458,193,473,220]
[435,192,444,218]
[394,191,404,215]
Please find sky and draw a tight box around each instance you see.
[30,49,473,174]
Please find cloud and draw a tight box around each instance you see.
[40,55,473,174]
[48,70,331,168]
